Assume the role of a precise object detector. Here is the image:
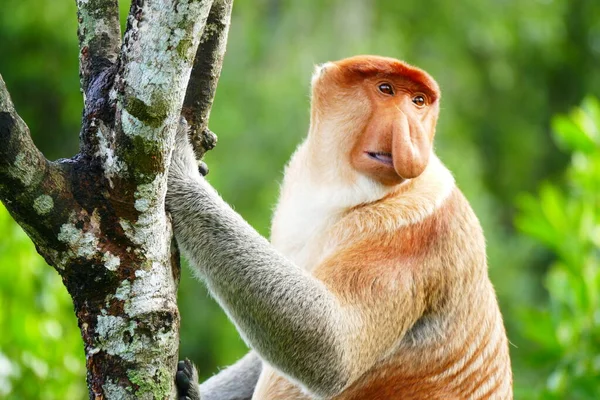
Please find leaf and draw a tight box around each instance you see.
[552,111,597,155]
[515,193,560,249]
[517,307,560,351]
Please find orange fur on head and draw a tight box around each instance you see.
[310,55,440,186]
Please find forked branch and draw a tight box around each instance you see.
[0,0,234,397]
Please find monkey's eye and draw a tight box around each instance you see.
[412,94,426,107]
[378,83,394,95]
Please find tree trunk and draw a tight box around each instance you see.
[0,0,233,398]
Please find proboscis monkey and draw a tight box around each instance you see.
[168,55,513,400]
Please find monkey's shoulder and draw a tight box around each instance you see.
[360,186,484,260]
[313,187,488,297]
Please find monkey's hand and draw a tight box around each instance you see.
[176,359,201,400]
[169,117,205,184]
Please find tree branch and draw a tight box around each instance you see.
[76,0,121,95]
[0,75,80,265]
[0,76,47,186]
[183,0,234,160]
[75,0,121,160]
[113,0,215,182]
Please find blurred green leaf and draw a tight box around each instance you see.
[552,114,597,154]
[517,307,559,351]
[516,97,600,398]
[0,205,86,399]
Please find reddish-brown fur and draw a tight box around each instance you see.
[260,56,512,399]
[334,56,440,101]
[265,189,511,399]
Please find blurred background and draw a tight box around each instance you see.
[0,0,599,398]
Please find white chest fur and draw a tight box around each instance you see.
[270,185,340,271]
[269,143,456,273]
[269,142,393,271]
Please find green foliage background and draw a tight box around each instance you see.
[0,0,598,398]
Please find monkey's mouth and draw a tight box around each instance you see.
[366,152,393,166]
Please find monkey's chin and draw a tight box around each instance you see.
[366,152,393,166]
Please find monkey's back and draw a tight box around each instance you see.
[334,283,513,399]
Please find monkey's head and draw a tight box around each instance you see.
[309,55,440,186]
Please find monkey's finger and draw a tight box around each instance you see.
[175,116,193,145]
[183,358,197,377]
[176,370,191,391]
[198,161,209,176]
[177,360,186,372]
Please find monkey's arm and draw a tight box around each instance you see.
[168,175,348,396]
[167,125,425,397]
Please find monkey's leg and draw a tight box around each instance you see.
[200,352,262,400]
[176,352,262,400]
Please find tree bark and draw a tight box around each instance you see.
[0,0,233,398]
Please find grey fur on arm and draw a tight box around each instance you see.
[166,122,350,397]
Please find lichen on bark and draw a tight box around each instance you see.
[0,0,234,398]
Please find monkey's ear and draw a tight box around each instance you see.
[392,115,431,179]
